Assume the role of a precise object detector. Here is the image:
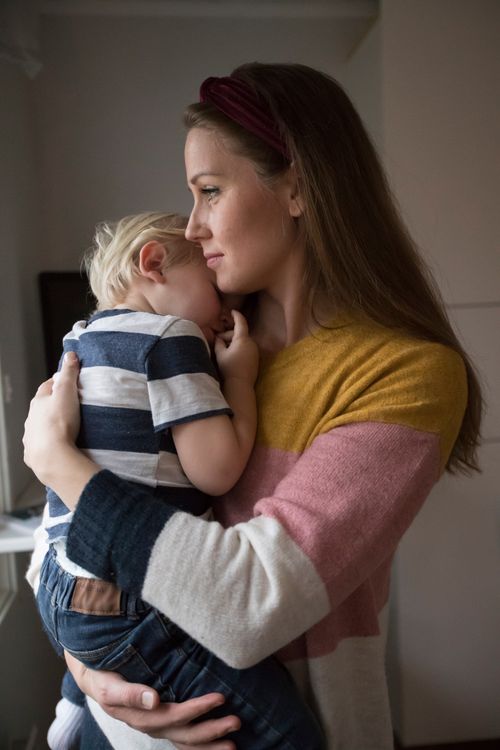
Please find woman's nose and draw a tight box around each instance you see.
[185,207,210,242]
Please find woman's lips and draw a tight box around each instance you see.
[205,253,223,269]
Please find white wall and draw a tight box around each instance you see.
[0,58,65,749]
[381,0,500,306]
[339,19,383,153]
[33,12,363,268]
[379,0,500,744]
[0,60,45,500]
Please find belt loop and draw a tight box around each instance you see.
[124,590,134,618]
[126,592,149,619]
[123,590,140,619]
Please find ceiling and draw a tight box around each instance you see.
[40,0,379,61]
[41,0,378,21]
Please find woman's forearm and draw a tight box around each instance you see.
[42,444,99,510]
[65,422,440,669]
[66,469,329,667]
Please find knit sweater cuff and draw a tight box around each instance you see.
[66,470,178,596]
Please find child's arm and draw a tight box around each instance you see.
[171,310,258,496]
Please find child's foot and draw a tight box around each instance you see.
[47,697,84,750]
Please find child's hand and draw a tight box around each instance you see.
[214,310,259,385]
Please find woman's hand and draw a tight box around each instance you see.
[65,653,240,749]
[23,352,98,507]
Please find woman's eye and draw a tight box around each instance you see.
[201,187,219,203]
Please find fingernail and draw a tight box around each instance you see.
[64,351,77,364]
[141,691,154,709]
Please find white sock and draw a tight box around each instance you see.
[47,697,84,750]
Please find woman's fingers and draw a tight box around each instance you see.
[65,652,158,709]
[23,351,83,481]
[53,351,80,390]
[97,695,240,744]
[34,377,55,397]
[157,706,240,746]
[65,653,240,745]
[61,350,80,371]
[29,352,78,403]
[133,701,240,742]
[112,694,239,737]
[94,674,160,712]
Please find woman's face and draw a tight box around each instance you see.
[184,127,303,296]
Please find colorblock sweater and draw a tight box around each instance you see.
[42,318,468,749]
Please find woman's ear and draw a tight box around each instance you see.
[283,165,304,218]
[138,242,168,283]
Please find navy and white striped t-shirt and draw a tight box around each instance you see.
[44,309,231,544]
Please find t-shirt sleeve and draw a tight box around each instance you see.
[145,318,231,430]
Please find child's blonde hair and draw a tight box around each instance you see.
[84,212,201,310]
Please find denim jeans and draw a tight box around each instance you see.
[61,669,86,707]
[79,705,113,750]
[37,547,325,750]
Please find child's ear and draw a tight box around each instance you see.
[138,241,168,283]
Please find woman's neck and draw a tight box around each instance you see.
[248,230,322,353]
[252,289,314,354]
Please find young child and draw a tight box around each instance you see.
[35,212,324,750]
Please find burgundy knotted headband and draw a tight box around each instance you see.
[199,76,290,161]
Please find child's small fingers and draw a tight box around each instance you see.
[213,336,225,356]
[230,309,248,338]
[216,330,234,345]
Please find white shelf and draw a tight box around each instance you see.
[0,518,38,553]
[0,480,45,554]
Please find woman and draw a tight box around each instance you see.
[24,63,481,750]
